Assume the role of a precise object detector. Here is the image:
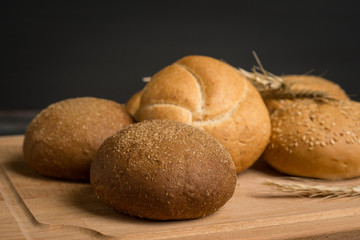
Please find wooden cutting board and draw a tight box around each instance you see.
[1,135,360,240]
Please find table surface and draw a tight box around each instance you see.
[1,135,360,240]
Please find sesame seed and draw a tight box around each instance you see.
[320,142,326,147]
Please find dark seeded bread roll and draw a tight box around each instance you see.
[90,119,237,220]
[262,99,360,180]
[23,97,134,181]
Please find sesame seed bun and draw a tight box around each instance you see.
[262,99,360,180]
[90,119,237,220]
[23,97,134,181]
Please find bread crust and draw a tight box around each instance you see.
[262,99,360,180]
[23,97,134,181]
[135,56,271,173]
[125,90,142,118]
[90,119,237,220]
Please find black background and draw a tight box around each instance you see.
[2,0,360,110]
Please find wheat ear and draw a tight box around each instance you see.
[239,51,334,101]
[238,51,285,91]
[263,179,360,199]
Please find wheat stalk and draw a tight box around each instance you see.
[142,77,151,82]
[260,88,333,102]
[238,51,285,91]
[239,51,334,101]
[263,179,360,199]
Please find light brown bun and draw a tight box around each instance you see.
[125,90,142,118]
[90,119,236,220]
[264,75,349,114]
[134,55,271,173]
[23,97,134,181]
[262,99,360,180]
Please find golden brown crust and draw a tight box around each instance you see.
[23,97,134,181]
[135,55,271,173]
[125,90,142,118]
[264,75,349,113]
[262,99,360,180]
[90,119,237,220]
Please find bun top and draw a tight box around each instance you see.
[23,97,134,180]
[139,55,248,121]
[263,99,360,179]
[126,90,142,117]
[91,119,236,220]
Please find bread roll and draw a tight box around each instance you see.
[134,55,271,173]
[90,119,236,220]
[264,75,349,113]
[126,90,142,118]
[262,99,360,180]
[23,97,134,181]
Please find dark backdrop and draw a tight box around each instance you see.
[2,0,360,110]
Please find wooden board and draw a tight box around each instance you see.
[1,135,360,240]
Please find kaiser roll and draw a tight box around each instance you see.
[264,75,349,114]
[262,99,360,180]
[23,97,134,181]
[90,119,237,220]
[133,55,271,173]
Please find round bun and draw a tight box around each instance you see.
[264,75,349,113]
[134,55,271,173]
[23,97,134,181]
[262,99,360,180]
[90,119,236,220]
[125,90,142,118]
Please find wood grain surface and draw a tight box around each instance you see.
[1,135,360,240]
